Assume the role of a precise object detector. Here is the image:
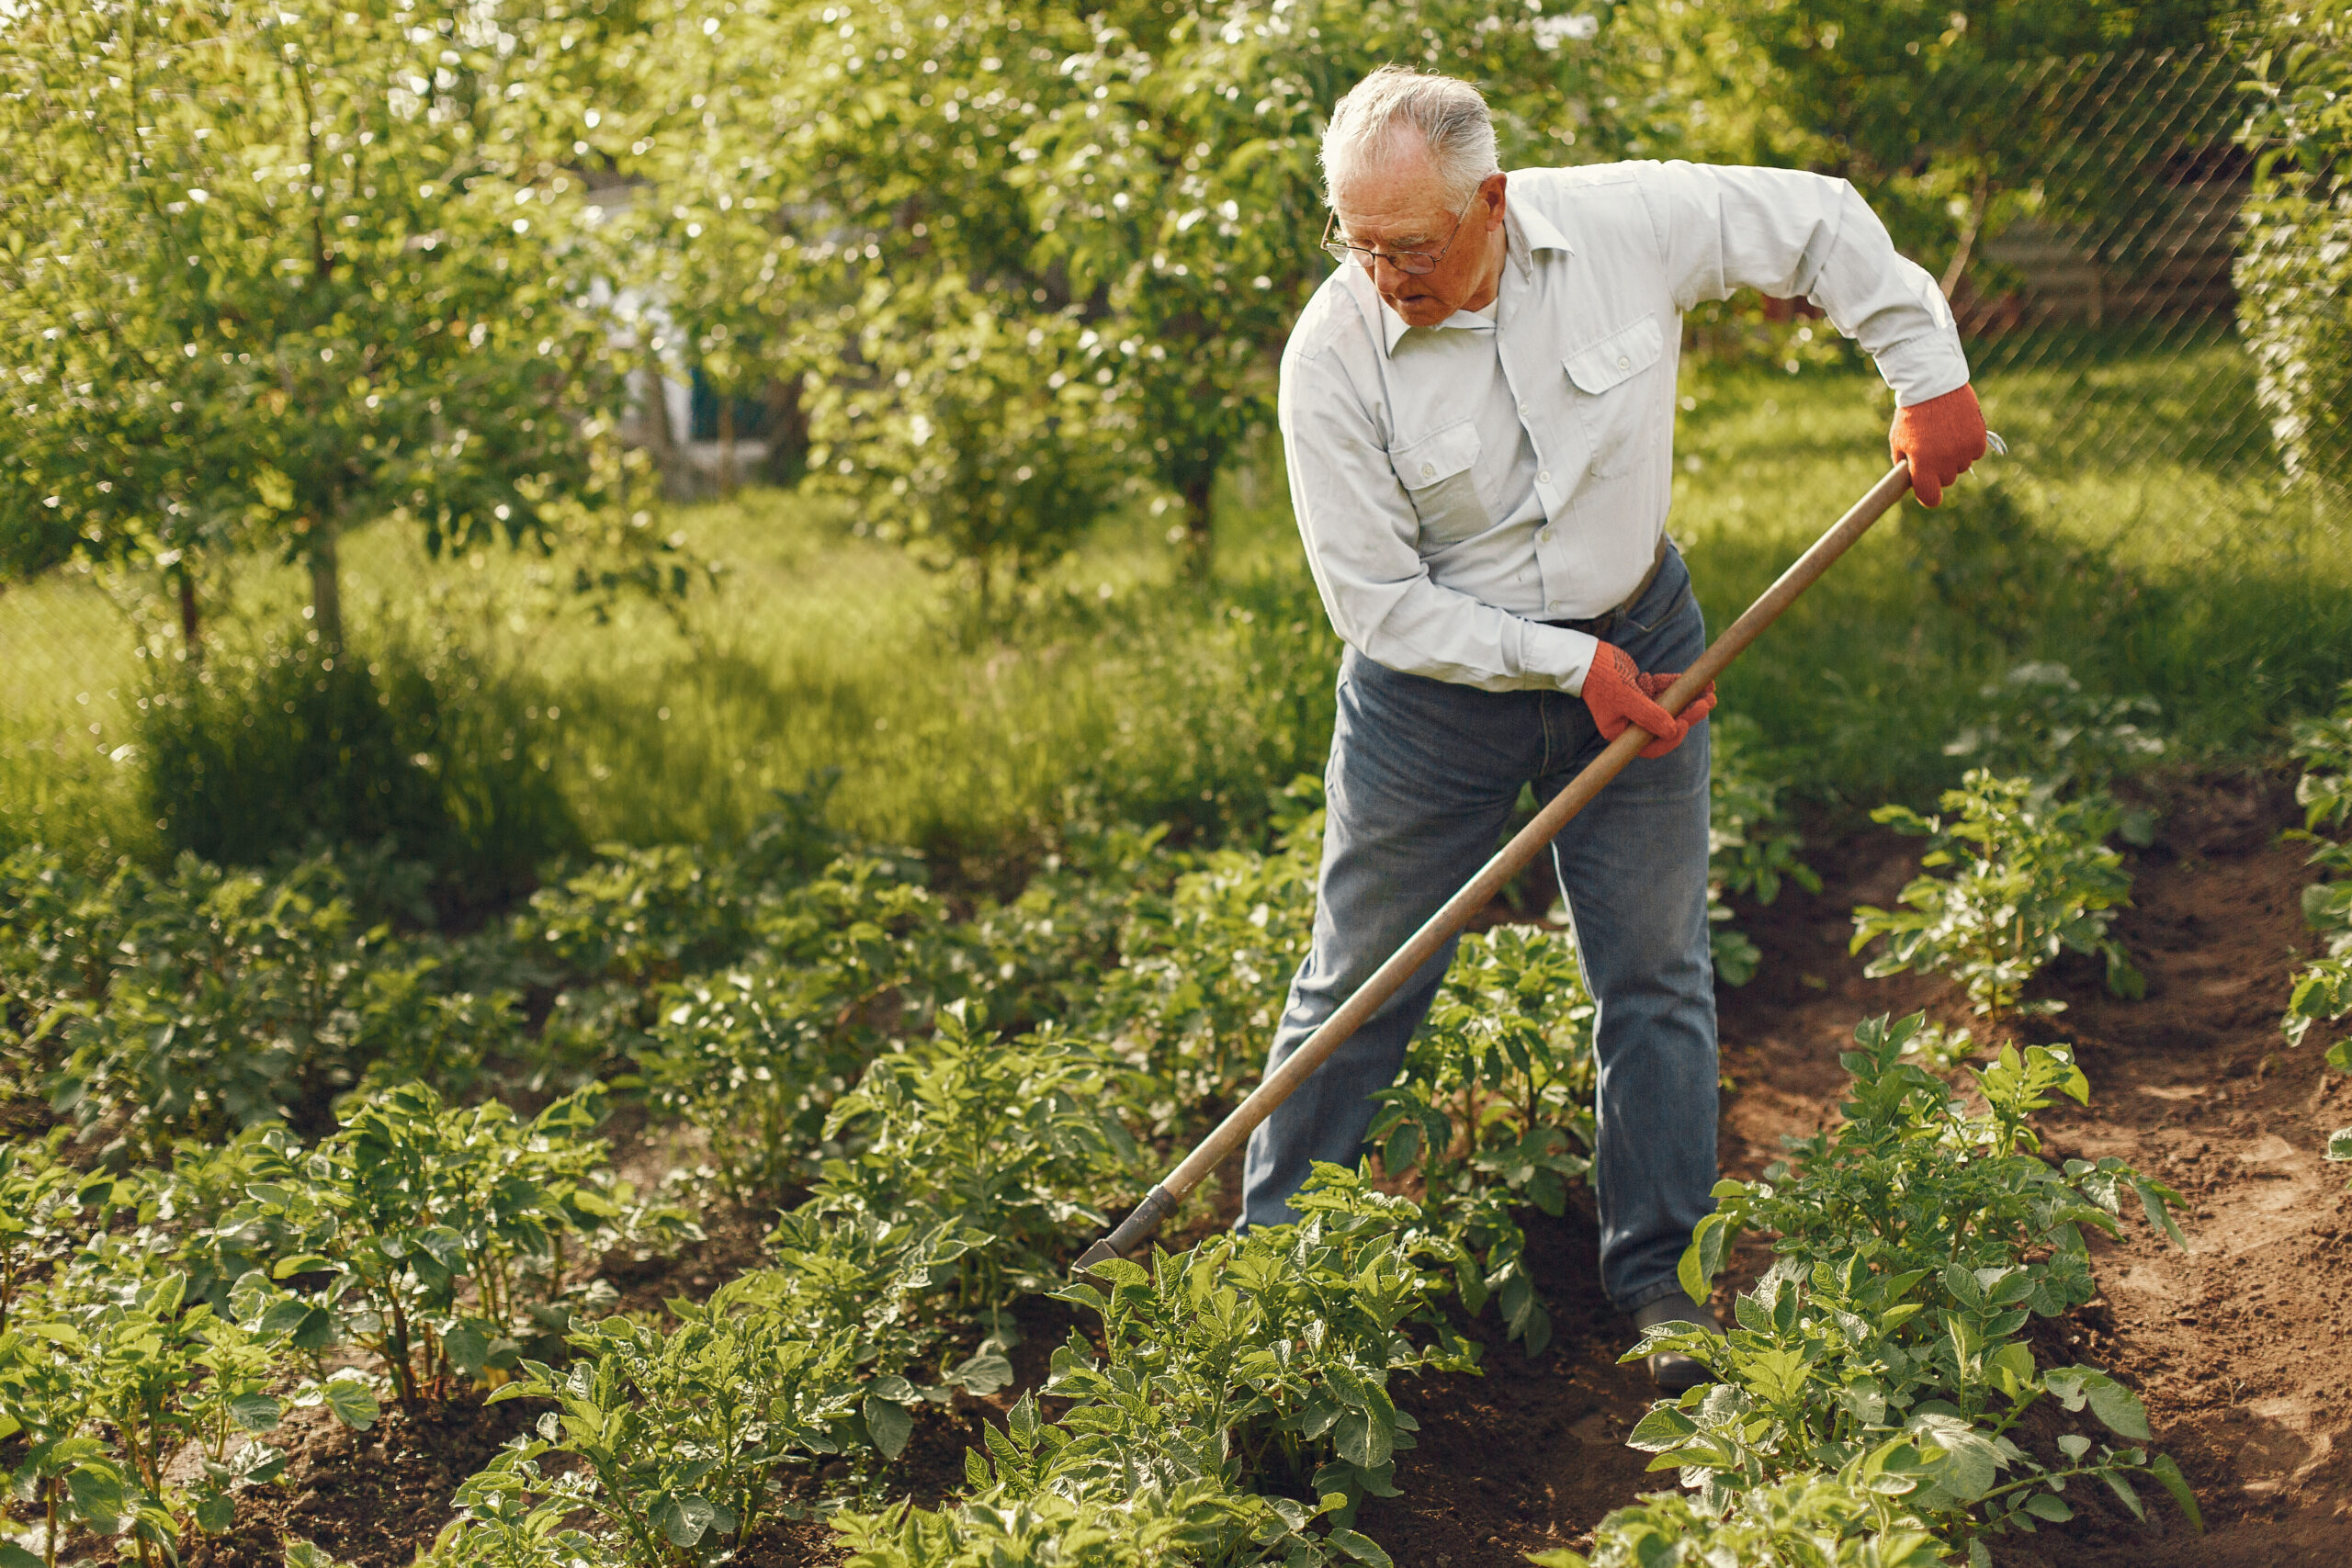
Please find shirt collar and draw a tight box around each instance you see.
[1370,197,1574,356]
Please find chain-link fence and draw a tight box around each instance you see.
[1949,46,2267,491]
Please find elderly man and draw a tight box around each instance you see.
[1253,65,1984,1387]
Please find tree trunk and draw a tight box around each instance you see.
[760,375,810,486]
[638,367,679,493]
[718,396,737,497]
[309,512,343,652]
[1939,171,1994,302]
[175,560,202,659]
[1182,474,1215,583]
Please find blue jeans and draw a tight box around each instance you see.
[1240,546,1717,1314]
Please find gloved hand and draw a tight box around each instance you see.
[1888,383,1988,507]
[1580,642,1716,759]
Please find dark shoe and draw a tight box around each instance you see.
[1630,1292,1723,1393]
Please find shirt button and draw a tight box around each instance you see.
[1618,355,1631,369]
[1518,402,1530,416]
[1538,526,1555,544]
[1537,468,1551,485]
[1420,461,1435,478]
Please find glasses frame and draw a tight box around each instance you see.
[1320,188,1483,277]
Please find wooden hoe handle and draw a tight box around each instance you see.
[1074,462,1917,1271]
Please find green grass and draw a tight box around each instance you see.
[4,335,2346,879]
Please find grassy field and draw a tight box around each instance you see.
[4,337,2346,882]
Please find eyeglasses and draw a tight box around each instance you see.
[1320,190,1480,276]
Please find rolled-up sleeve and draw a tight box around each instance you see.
[1280,344,1599,694]
[1639,161,1972,408]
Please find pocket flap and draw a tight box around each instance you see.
[1389,421,1482,490]
[1565,314,1665,395]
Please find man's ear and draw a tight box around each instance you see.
[1481,171,1509,231]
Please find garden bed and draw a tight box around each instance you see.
[139,771,2349,1567]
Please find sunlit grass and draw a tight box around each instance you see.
[5,338,2346,874]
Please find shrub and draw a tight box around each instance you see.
[2238,1,2352,491]
[137,634,578,897]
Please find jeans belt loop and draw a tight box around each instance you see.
[1544,533,1669,639]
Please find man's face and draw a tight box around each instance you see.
[1329,143,1507,331]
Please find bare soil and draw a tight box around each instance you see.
[1356,771,2352,1565]
[167,772,2349,1566]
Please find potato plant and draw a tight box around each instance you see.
[1707,713,1823,987]
[816,1001,1140,1316]
[1851,772,2143,1016]
[636,854,951,1203]
[1529,1470,1950,1568]
[832,1167,1470,1566]
[211,1082,689,1416]
[1370,924,1595,1356]
[1,847,521,1158]
[1097,781,1324,1122]
[1682,1012,2183,1314]
[2282,682,2352,1050]
[467,1279,866,1568]
[1642,1012,2196,1565]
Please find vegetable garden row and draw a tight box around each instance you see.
[4,673,2349,1567]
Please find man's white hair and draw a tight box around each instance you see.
[1320,65,1500,209]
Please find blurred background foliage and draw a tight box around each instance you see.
[2,0,2348,897]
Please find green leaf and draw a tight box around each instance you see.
[284,1538,348,1568]
[655,1495,718,1547]
[2086,1374,2152,1440]
[1327,1528,1394,1567]
[2100,1467,2148,1522]
[196,1489,238,1534]
[945,1348,1013,1397]
[0,1543,49,1568]
[2024,1493,2074,1522]
[321,1374,379,1431]
[864,1393,913,1460]
[444,1320,492,1375]
[2149,1452,2204,1531]
[230,1391,282,1433]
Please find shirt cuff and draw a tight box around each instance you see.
[1875,333,1973,408]
[1516,619,1600,696]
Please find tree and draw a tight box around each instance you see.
[0,0,636,653]
[1020,0,1652,580]
[806,273,1126,611]
[1620,0,2238,296]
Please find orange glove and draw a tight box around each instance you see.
[1580,642,1717,759]
[1888,384,1987,507]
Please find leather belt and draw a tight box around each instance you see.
[1538,534,1670,638]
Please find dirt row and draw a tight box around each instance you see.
[179,773,2349,1566]
[1361,772,2352,1565]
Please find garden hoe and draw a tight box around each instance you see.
[1075,450,1993,1275]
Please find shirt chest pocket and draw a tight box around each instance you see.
[1564,313,1666,479]
[1387,420,1487,548]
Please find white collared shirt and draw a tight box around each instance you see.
[1278,160,1973,695]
